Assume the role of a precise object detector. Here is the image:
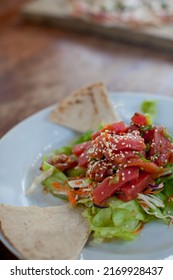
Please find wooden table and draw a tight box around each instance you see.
[1,0,173,260]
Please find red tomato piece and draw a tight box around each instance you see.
[92,167,139,204]
[118,172,151,202]
[131,112,148,126]
[72,141,91,157]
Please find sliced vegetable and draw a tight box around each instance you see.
[43,165,68,185]
[26,166,54,195]
[137,193,173,223]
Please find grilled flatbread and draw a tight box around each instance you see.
[0,204,90,260]
[50,82,119,132]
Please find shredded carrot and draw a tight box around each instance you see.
[51,181,91,205]
[52,182,60,188]
[132,223,144,234]
[75,180,83,185]
[51,182,76,204]
[74,188,90,195]
[144,188,162,195]
[52,182,66,191]
[143,187,155,195]
[66,188,77,205]
[140,201,148,208]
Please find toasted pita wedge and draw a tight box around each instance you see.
[50,82,119,132]
[0,204,90,260]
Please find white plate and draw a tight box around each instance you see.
[1,92,173,260]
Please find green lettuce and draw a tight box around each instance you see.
[42,162,68,200]
[72,130,92,144]
[83,197,149,242]
[141,100,157,122]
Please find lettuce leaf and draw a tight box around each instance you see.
[42,162,68,200]
[72,130,92,144]
[140,100,157,122]
[83,197,148,242]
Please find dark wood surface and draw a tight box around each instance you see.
[1,0,173,260]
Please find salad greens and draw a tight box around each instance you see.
[83,197,149,241]
[27,104,173,242]
[141,100,157,122]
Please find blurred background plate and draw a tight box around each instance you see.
[22,0,173,53]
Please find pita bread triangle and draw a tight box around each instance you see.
[0,204,90,260]
[50,82,120,132]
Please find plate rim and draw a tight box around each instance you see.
[2,91,173,141]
